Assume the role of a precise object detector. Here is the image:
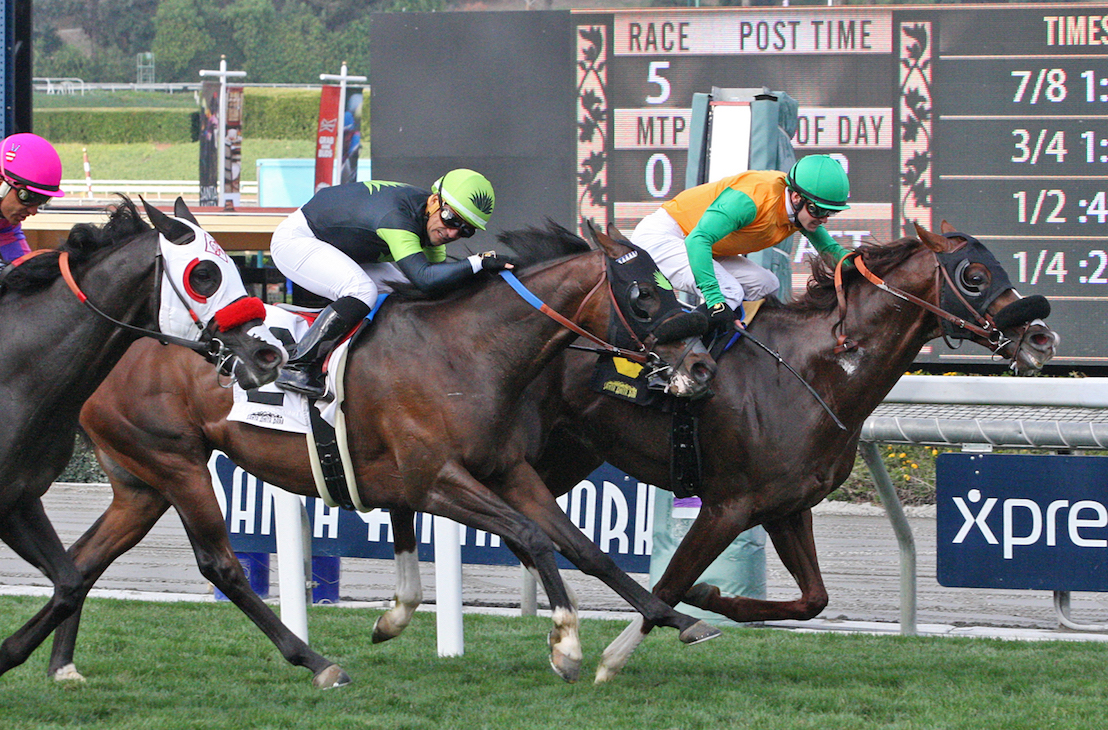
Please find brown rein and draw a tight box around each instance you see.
[832,250,1002,354]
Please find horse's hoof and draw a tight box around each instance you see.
[549,650,582,684]
[371,616,396,644]
[312,664,352,689]
[594,664,619,685]
[52,663,86,683]
[679,620,722,645]
[683,582,720,609]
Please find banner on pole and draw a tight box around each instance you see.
[223,85,244,208]
[314,85,342,193]
[198,81,220,206]
[340,91,363,185]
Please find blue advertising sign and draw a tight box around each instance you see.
[210,453,655,573]
[936,453,1108,592]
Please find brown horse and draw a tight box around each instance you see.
[33,222,718,687]
[333,221,1058,682]
[0,197,285,679]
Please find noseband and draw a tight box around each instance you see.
[832,247,1009,356]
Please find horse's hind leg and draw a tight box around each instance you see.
[0,495,84,677]
[170,475,351,689]
[48,459,174,681]
[372,507,423,644]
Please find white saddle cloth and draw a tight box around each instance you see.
[228,305,351,433]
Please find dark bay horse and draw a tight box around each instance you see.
[37,223,718,687]
[0,197,285,679]
[345,221,1058,682]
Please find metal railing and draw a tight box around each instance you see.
[860,375,1108,635]
[59,179,258,201]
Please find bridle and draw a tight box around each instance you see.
[49,247,251,374]
[832,245,1011,357]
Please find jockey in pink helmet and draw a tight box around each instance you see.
[0,133,65,263]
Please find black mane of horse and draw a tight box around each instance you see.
[3,197,150,294]
[384,219,591,304]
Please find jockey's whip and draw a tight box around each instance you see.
[724,328,848,431]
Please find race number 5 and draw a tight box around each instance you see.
[646,61,671,104]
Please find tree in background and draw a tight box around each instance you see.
[33,0,438,83]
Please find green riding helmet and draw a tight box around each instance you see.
[434,168,496,230]
[786,155,851,211]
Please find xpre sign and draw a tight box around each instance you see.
[937,453,1108,591]
[210,453,655,573]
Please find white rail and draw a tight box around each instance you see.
[861,375,1108,635]
[60,180,258,199]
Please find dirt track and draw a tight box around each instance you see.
[3,483,1108,632]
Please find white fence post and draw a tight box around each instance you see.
[433,515,464,657]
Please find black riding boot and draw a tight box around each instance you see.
[276,297,369,399]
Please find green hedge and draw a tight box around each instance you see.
[34,88,324,143]
[241,89,321,140]
[36,108,195,143]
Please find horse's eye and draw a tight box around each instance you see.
[185,259,223,301]
[628,282,657,321]
[958,262,989,295]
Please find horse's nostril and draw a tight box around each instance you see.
[1029,333,1056,350]
[257,347,282,367]
[693,362,715,384]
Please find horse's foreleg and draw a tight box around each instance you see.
[496,464,721,645]
[372,507,423,644]
[418,464,582,683]
[683,508,829,622]
[173,480,350,689]
[595,498,754,683]
[48,472,172,681]
[0,496,84,677]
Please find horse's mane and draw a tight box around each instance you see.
[787,236,924,314]
[1,197,151,294]
[385,218,591,303]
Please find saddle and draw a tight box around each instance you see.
[229,297,387,512]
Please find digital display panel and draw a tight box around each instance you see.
[371,6,1108,370]
[573,4,1108,369]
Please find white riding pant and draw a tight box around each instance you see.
[630,207,780,308]
[270,208,402,307]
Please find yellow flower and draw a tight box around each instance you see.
[899,453,907,459]
[911,463,919,469]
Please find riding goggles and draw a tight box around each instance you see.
[13,186,53,208]
[803,199,838,220]
[440,204,476,238]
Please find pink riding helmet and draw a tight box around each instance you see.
[1,133,65,198]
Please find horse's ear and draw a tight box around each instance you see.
[141,196,195,245]
[588,220,634,260]
[913,221,950,253]
[606,221,630,244]
[939,220,956,235]
[173,197,201,227]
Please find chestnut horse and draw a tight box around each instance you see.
[35,222,718,687]
[327,221,1057,682]
[0,197,285,678]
